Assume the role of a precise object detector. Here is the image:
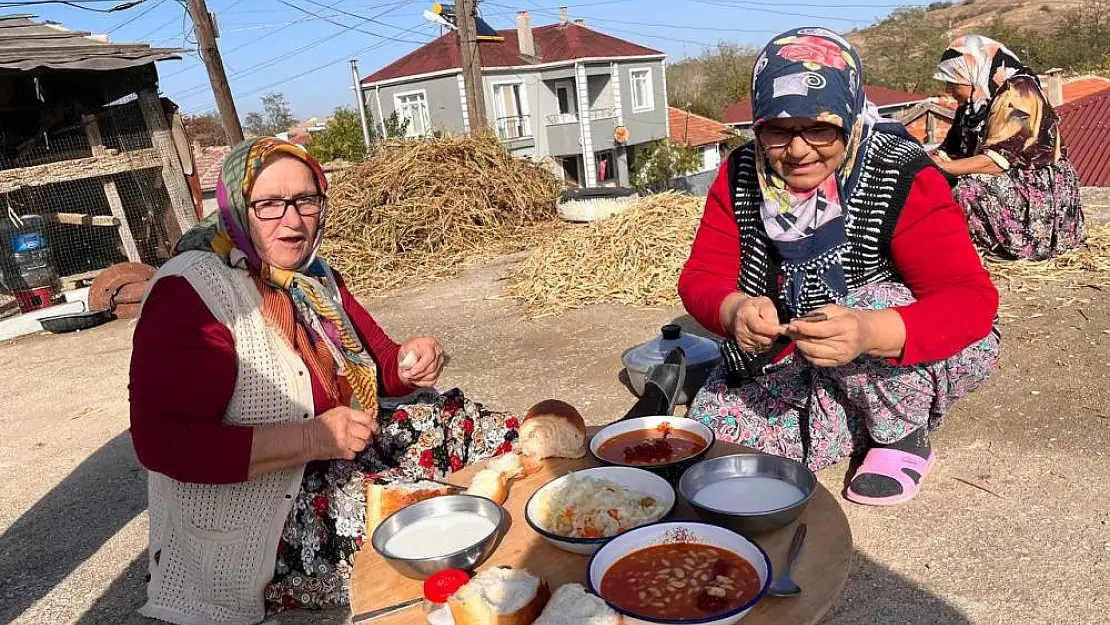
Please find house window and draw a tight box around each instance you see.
[556,85,574,115]
[492,82,530,140]
[394,91,428,138]
[630,68,654,112]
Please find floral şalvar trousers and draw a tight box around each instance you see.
[264,388,519,614]
[688,283,1000,472]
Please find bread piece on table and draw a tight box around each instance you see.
[448,567,550,625]
[366,481,455,535]
[534,584,623,625]
[519,399,588,460]
[465,468,510,505]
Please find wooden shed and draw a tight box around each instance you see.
[0,13,196,302]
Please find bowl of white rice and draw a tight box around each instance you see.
[525,466,676,555]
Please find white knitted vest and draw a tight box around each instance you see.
[138,251,313,625]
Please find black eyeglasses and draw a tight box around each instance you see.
[248,194,326,220]
[756,124,842,149]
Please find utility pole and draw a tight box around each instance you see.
[185,0,244,144]
[456,0,487,132]
[349,59,373,153]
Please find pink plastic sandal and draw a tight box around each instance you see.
[845,447,937,507]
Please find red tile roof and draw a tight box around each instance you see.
[194,145,230,192]
[723,86,928,125]
[668,107,734,147]
[363,22,663,84]
[1057,89,1110,187]
[1062,76,1110,105]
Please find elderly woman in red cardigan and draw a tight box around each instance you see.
[679,28,1000,507]
[129,138,518,624]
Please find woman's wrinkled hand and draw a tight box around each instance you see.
[311,406,379,460]
[784,304,872,367]
[398,336,445,387]
[723,294,784,354]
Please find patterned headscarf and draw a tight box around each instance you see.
[177,137,379,414]
[749,27,910,314]
[934,35,1038,157]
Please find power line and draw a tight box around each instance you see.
[275,0,428,44]
[107,0,168,33]
[0,0,146,11]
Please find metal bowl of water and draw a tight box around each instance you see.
[370,494,505,580]
[679,454,817,534]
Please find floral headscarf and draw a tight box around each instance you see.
[749,27,910,314]
[934,34,1038,157]
[176,137,380,414]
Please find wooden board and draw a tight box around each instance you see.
[351,435,853,625]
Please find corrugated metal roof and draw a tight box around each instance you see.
[1057,89,1110,187]
[0,14,185,72]
[362,22,663,85]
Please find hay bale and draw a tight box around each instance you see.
[322,134,560,293]
[506,192,704,317]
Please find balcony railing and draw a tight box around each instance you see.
[495,115,531,141]
[545,112,579,125]
[589,107,617,120]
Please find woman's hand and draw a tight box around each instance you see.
[721,293,784,354]
[309,406,379,460]
[784,305,872,367]
[398,336,445,388]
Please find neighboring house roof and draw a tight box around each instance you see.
[0,14,185,72]
[668,107,733,147]
[363,22,663,85]
[722,86,928,125]
[194,145,231,192]
[1062,76,1110,104]
[1057,89,1110,187]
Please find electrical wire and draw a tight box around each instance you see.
[107,0,167,33]
[0,0,143,11]
[275,0,428,44]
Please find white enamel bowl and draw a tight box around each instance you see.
[524,466,676,555]
[587,521,772,625]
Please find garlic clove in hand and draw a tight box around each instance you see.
[399,351,418,370]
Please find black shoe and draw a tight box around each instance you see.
[622,347,686,420]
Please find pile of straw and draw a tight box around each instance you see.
[985,226,1110,292]
[507,192,704,317]
[321,134,560,293]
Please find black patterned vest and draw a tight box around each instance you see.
[719,132,933,380]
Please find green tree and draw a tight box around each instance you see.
[631,140,703,193]
[243,92,298,137]
[382,111,410,139]
[667,42,758,120]
[861,7,951,94]
[305,106,372,163]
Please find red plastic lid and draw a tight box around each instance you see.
[423,569,471,603]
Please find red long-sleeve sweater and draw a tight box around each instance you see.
[128,272,414,485]
[678,163,998,366]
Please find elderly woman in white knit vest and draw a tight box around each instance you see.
[129,138,520,624]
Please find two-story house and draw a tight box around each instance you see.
[360,11,669,188]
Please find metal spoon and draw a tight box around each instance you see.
[768,523,807,597]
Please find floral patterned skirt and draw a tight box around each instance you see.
[264,388,519,614]
[954,159,1086,261]
[688,283,1001,472]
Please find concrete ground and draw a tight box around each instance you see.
[1,252,1108,625]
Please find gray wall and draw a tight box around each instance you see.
[617,59,668,150]
[366,73,465,136]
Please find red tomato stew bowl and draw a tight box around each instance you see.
[587,521,771,625]
[589,416,716,483]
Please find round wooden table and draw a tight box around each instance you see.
[351,434,853,624]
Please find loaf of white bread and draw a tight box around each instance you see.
[533,583,622,625]
[518,399,587,460]
[448,566,550,625]
[365,480,455,536]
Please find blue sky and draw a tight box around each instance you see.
[25,0,931,119]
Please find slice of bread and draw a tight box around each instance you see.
[519,400,588,460]
[366,480,455,535]
[448,566,550,625]
[533,584,622,625]
[465,468,510,505]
